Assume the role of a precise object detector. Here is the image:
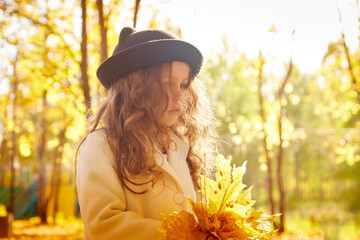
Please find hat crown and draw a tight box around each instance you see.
[119,27,136,44]
[98,27,203,89]
[113,28,179,55]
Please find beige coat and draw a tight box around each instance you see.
[76,130,197,240]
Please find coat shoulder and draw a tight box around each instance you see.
[79,129,115,166]
[85,129,107,145]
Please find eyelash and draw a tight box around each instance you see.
[163,82,188,89]
[180,83,188,89]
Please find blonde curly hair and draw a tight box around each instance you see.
[77,62,216,193]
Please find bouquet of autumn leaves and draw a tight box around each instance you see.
[159,153,278,240]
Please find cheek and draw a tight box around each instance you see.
[153,93,168,117]
[160,94,169,110]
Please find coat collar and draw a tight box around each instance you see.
[154,133,190,193]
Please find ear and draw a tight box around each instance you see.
[119,27,136,44]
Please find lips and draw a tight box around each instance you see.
[170,107,181,113]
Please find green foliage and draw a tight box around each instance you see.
[201,34,360,233]
[336,161,360,212]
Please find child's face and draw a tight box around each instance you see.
[157,61,191,127]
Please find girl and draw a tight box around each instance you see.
[76,27,216,240]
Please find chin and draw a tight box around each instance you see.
[165,121,177,127]
[162,118,178,127]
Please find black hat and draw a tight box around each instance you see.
[97,27,203,89]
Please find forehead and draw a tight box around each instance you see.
[162,61,191,81]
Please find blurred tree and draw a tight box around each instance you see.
[133,0,141,28]
[0,2,22,217]
[47,122,70,220]
[8,49,19,217]
[203,33,300,233]
[275,53,293,233]
[81,0,91,117]
[0,0,87,221]
[96,0,108,63]
[316,4,360,214]
[202,36,267,206]
[0,0,169,220]
[37,91,47,223]
[337,7,360,101]
[257,51,275,215]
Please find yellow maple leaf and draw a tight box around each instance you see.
[159,209,212,240]
[160,152,278,240]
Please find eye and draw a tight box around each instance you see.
[180,82,189,90]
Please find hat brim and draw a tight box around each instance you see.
[96,39,203,89]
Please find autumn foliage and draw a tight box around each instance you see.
[159,154,278,239]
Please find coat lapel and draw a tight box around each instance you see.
[154,134,190,194]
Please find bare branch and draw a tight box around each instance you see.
[337,6,359,99]
[133,0,141,28]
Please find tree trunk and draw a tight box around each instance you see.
[37,90,48,223]
[341,35,359,100]
[96,0,108,63]
[276,59,293,233]
[257,51,275,215]
[48,126,67,220]
[48,161,60,221]
[133,0,141,28]
[8,54,19,216]
[96,0,108,97]
[338,7,360,101]
[295,143,300,199]
[276,110,285,233]
[81,0,91,116]
[0,137,7,186]
[49,127,69,219]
